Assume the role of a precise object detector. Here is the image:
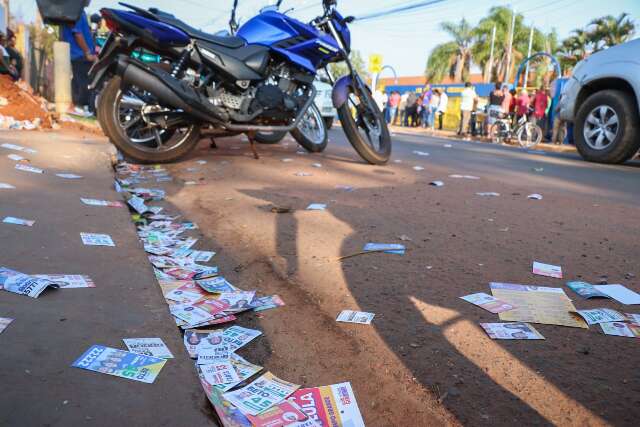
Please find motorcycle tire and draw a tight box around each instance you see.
[291,103,328,153]
[337,88,391,165]
[101,76,201,164]
[254,131,287,144]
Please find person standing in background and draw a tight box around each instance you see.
[436,89,448,130]
[485,82,504,135]
[61,0,97,116]
[404,91,417,127]
[500,84,512,120]
[398,92,408,126]
[458,82,477,137]
[515,89,530,121]
[0,31,18,80]
[5,30,23,80]
[420,86,432,128]
[387,91,400,125]
[532,86,548,128]
[428,89,440,130]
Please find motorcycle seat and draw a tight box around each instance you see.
[150,10,246,49]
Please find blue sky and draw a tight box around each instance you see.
[11,0,640,76]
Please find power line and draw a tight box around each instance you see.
[355,0,446,22]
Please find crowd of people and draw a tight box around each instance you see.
[375,81,566,144]
[0,29,24,82]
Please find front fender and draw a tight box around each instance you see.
[332,75,353,109]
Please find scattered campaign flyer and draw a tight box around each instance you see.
[0,317,13,334]
[224,372,300,416]
[81,198,124,208]
[1,143,35,153]
[600,322,640,338]
[171,303,217,326]
[8,153,25,161]
[625,313,640,323]
[490,282,587,328]
[184,330,223,358]
[246,400,311,427]
[479,322,545,340]
[201,379,253,427]
[72,344,167,383]
[593,284,640,305]
[336,310,375,325]
[363,243,406,255]
[214,353,264,392]
[532,261,563,279]
[252,295,285,312]
[575,308,627,325]
[127,195,150,214]
[165,282,207,304]
[34,274,95,289]
[197,276,237,293]
[80,233,115,247]
[0,182,16,189]
[188,250,216,263]
[0,267,60,298]
[223,326,263,352]
[217,291,256,313]
[566,281,611,299]
[197,341,231,365]
[123,338,174,359]
[15,163,44,174]
[200,360,240,386]
[306,203,327,211]
[460,292,515,313]
[3,217,35,227]
[290,382,365,427]
[56,173,83,179]
[449,174,479,180]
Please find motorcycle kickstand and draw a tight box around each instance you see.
[246,131,260,160]
[209,137,218,149]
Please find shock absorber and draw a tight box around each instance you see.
[171,47,192,78]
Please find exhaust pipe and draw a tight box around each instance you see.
[116,56,228,123]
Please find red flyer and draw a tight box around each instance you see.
[246,400,309,427]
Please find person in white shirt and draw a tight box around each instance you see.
[458,82,478,136]
[436,90,449,130]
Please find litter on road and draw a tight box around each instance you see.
[0,267,60,297]
[575,308,627,325]
[532,261,563,278]
[55,173,83,179]
[312,163,322,168]
[1,142,37,153]
[80,233,116,247]
[200,360,240,386]
[33,274,95,289]
[336,310,375,324]
[7,153,26,161]
[413,166,425,171]
[81,198,124,208]
[72,344,167,384]
[600,322,640,338]
[15,164,43,174]
[363,243,405,255]
[223,371,300,416]
[3,216,35,227]
[449,174,480,180]
[480,322,545,340]
[335,184,354,191]
[295,171,313,176]
[593,284,640,305]
[290,382,365,426]
[527,193,543,200]
[0,182,16,189]
[567,281,611,299]
[0,317,13,334]
[123,338,175,359]
[476,192,500,197]
[306,203,327,210]
[460,292,515,313]
[412,150,430,156]
[429,181,444,187]
[245,400,309,426]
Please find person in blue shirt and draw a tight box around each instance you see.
[60,0,96,115]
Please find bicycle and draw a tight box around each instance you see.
[489,110,543,148]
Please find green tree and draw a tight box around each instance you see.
[328,50,367,79]
[589,13,635,50]
[557,28,592,70]
[424,18,473,83]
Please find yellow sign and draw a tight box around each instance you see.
[368,54,383,74]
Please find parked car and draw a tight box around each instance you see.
[558,39,640,164]
[314,80,337,129]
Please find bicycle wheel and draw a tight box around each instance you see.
[517,123,543,148]
[489,121,508,144]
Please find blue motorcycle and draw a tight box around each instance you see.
[90,0,391,164]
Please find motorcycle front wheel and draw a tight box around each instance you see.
[337,86,391,165]
[101,76,201,164]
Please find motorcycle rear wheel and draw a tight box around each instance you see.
[101,76,201,164]
[291,103,328,153]
[254,131,287,144]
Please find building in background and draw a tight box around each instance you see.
[0,0,9,33]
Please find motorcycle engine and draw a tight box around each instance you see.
[251,84,298,122]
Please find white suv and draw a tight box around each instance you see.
[559,39,640,163]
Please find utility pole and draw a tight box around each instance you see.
[523,25,534,88]
[486,25,496,83]
[53,41,72,113]
[505,6,516,84]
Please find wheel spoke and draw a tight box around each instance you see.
[598,106,608,122]
[594,132,605,148]
[605,115,618,126]
[586,114,599,125]
[123,115,143,130]
[604,129,616,142]
[585,127,600,139]
[153,128,163,150]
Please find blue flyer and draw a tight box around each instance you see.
[72,345,167,383]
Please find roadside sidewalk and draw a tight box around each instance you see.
[389,125,577,154]
[0,130,212,425]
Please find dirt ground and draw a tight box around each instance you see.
[146,131,640,426]
[0,75,52,126]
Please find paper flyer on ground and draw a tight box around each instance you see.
[0,317,13,334]
[170,303,216,326]
[201,378,252,427]
[592,284,640,305]
[197,276,237,293]
[575,308,626,325]
[81,198,124,208]
[183,330,222,358]
[600,322,640,338]
[336,310,375,324]
[566,281,611,299]
[625,313,640,323]
[214,353,264,392]
[246,400,312,427]
[480,322,545,339]
[123,338,174,359]
[165,282,207,304]
[363,243,405,255]
[72,344,167,383]
[34,274,95,289]
[532,261,563,278]
[200,360,240,386]
[0,267,60,298]
[224,372,300,416]
[217,291,256,313]
[3,216,35,226]
[490,282,587,328]
[222,326,263,352]
[460,292,515,313]
[252,295,286,312]
[290,382,366,427]
[80,233,116,247]
[197,341,231,365]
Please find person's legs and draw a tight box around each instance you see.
[461,111,471,136]
[388,107,397,125]
[438,112,444,130]
[72,60,93,110]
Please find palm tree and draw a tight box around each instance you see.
[557,28,592,69]
[425,18,473,83]
[589,13,635,50]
